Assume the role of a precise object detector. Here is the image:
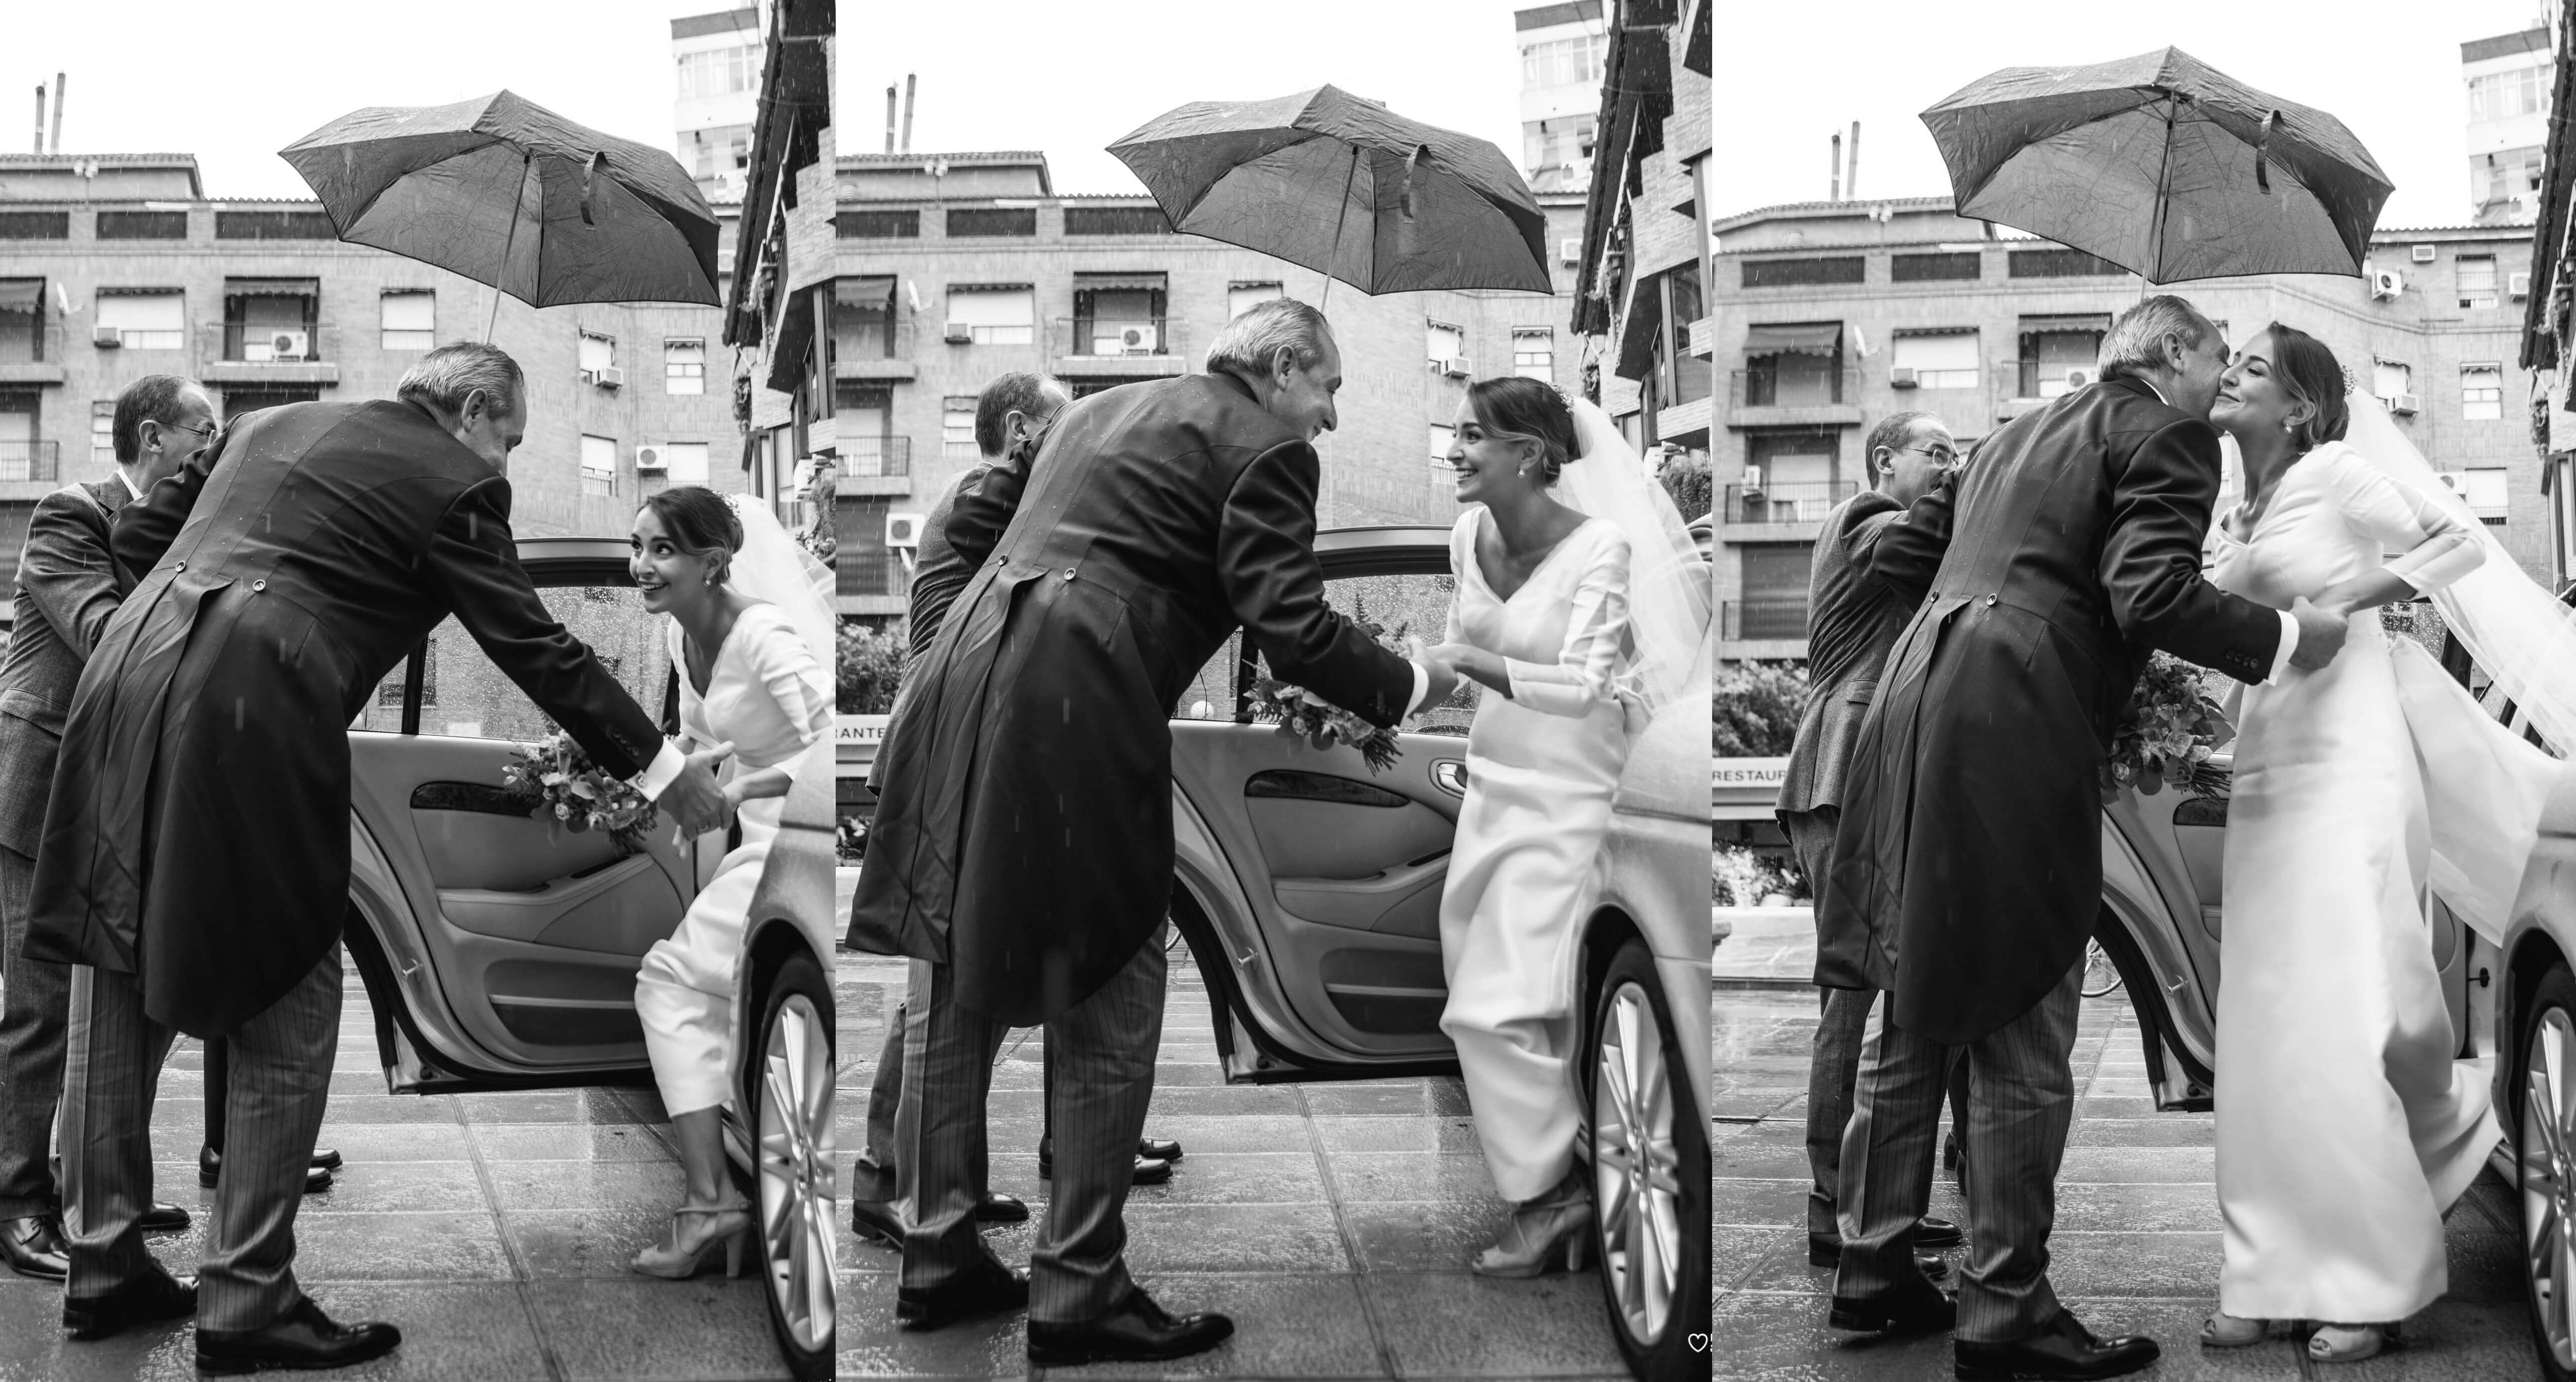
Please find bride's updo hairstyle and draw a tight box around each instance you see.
[1465,376,1581,484]
[639,485,744,586]
[2259,321,2350,453]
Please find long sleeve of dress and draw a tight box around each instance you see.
[1445,516,1473,645]
[2326,449,2487,597]
[1502,526,1633,719]
[749,608,836,757]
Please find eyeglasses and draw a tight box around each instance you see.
[164,421,218,443]
[1903,443,1961,468]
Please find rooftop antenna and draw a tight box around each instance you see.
[883,84,897,153]
[49,72,63,153]
[901,73,916,155]
[31,84,43,155]
[1830,130,1842,202]
[1846,120,1860,201]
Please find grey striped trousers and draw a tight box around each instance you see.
[1833,963,2082,1343]
[62,949,339,1329]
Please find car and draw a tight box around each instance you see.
[343,536,837,1380]
[2090,606,2576,1381]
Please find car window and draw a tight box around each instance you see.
[398,585,671,742]
[1171,572,1478,734]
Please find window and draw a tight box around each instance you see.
[1739,430,1843,523]
[1430,423,1456,474]
[0,212,68,240]
[1227,282,1283,321]
[1654,264,1710,406]
[1513,328,1555,380]
[1063,206,1173,235]
[665,337,707,393]
[1734,543,1815,641]
[581,434,619,495]
[2373,360,2413,402]
[1742,256,1864,288]
[1521,33,1607,87]
[2008,247,2125,278]
[676,44,759,98]
[663,442,711,485]
[222,279,318,361]
[2017,314,2110,397]
[1893,330,1978,390]
[833,278,897,361]
[97,291,184,351]
[943,397,978,459]
[2469,65,2548,121]
[213,211,335,240]
[376,638,433,709]
[2463,363,2505,420]
[379,291,434,351]
[0,392,39,482]
[0,280,40,363]
[947,208,1037,238]
[578,332,617,375]
[1741,323,1843,407]
[2456,467,2510,520]
[2459,255,2500,310]
[835,382,902,475]
[1426,320,1465,365]
[945,286,1034,345]
[1892,251,1981,282]
[838,497,897,597]
[95,210,186,240]
[1074,273,1167,357]
[404,587,667,741]
[1524,114,1598,173]
[836,209,921,239]
[91,400,115,466]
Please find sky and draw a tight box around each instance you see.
[1716,0,2560,231]
[6,0,1540,199]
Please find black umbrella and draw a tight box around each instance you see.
[1108,85,1550,301]
[1922,48,2394,283]
[281,91,722,336]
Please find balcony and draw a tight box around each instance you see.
[836,436,912,478]
[0,440,59,483]
[2013,358,2098,400]
[0,322,65,384]
[1720,598,1810,643]
[1054,318,1187,376]
[204,323,339,386]
[1726,366,1861,428]
[1724,481,1853,526]
[831,319,918,380]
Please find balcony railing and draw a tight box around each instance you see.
[1724,480,1853,525]
[1720,598,1809,642]
[1055,316,1177,359]
[2014,358,2099,399]
[0,440,60,482]
[1729,366,1857,409]
[217,321,330,363]
[836,435,912,477]
[831,318,915,361]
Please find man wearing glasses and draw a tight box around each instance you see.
[1775,409,1969,1280]
[0,376,219,1280]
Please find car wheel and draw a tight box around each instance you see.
[751,949,837,1381]
[2522,963,2576,1382]
[1589,935,1710,1381]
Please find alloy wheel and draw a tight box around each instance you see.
[2529,1004,2576,1373]
[1593,978,1681,1344]
[758,991,837,1356]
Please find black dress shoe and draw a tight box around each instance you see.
[977,1191,1030,1224]
[137,1202,190,1233]
[1138,1135,1183,1162]
[897,1252,1029,1331]
[1828,1276,1957,1337]
[197,1298,402,1374]
[1916,1215,1964,1248]
[1028,1285,1235,1365]
[1954,1310,2160,1381]
[62,1261,196,1340]
[309,1148,343,1171]
[1037,1138,1174,1186]
[851,1198,903,1247]
[1809,1237,1951,1280]
[1,1214,67,1281]
[199,1146,332,1194]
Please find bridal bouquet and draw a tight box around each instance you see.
[1244,617,1409,775]
[2101,652,2233,805]
[502,730,661,854]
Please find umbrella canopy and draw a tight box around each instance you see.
[1922,48,2394,283]
[1109,85,1550,296]
[281,90,721,312]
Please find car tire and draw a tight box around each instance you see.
[748,949,836,1381]
[1588,934,1710,1382]
[2520,962,2576,1382]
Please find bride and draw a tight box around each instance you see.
[1423,377,1709,1275]
[2198,323,2575,1360]
[624,485,838,1278]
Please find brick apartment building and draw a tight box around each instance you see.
[1711,196,2539,662]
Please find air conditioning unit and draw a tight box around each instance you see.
[634,444,665,473]
[595,365,625,389]
[92,325,122,348]
[242,329,311,362]
[2436,470,2469,498]
[2411,244,2438,263]
[2369,268,2404,300]
[943,322,974,344]
[1105,324,1157,355]
[1558,237,1580,265]
[2064,367,2092,389]
[1890,366,1920,388]
[1740,464,1765,496]
[884,512,927,548]
[1443,356,1472,379]
[2391,392,2421,416]
[2513,271,2533,298]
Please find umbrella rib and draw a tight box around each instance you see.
[1319,144,1361,308]
[2146,98,2178,289]
[486,152,534,338]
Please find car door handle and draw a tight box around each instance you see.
[1432,760,1468,797]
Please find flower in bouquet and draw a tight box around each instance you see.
[501,730,661,854]
[1241,617,1408,774]
[2099,653,2233,805]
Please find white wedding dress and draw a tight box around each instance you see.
[2205,439,2543,1321]
[634,600,834,1116]
[1436,508,1633,1202]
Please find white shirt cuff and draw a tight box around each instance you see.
[1402,661,1430,718]
[2262,609,2300,686]
[634,740,685,798]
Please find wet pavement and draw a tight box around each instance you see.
[1710,986,2539,1381]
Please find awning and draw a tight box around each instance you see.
[1072,272,1167,293]
[1893,325,1978,337]
[1742,323,1841,356]
[2018,314,2110,333]
[0,281,37,309]
[224,278,319,297]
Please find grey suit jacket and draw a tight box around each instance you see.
[1775,488,1908,818]
[0,477,131,856]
